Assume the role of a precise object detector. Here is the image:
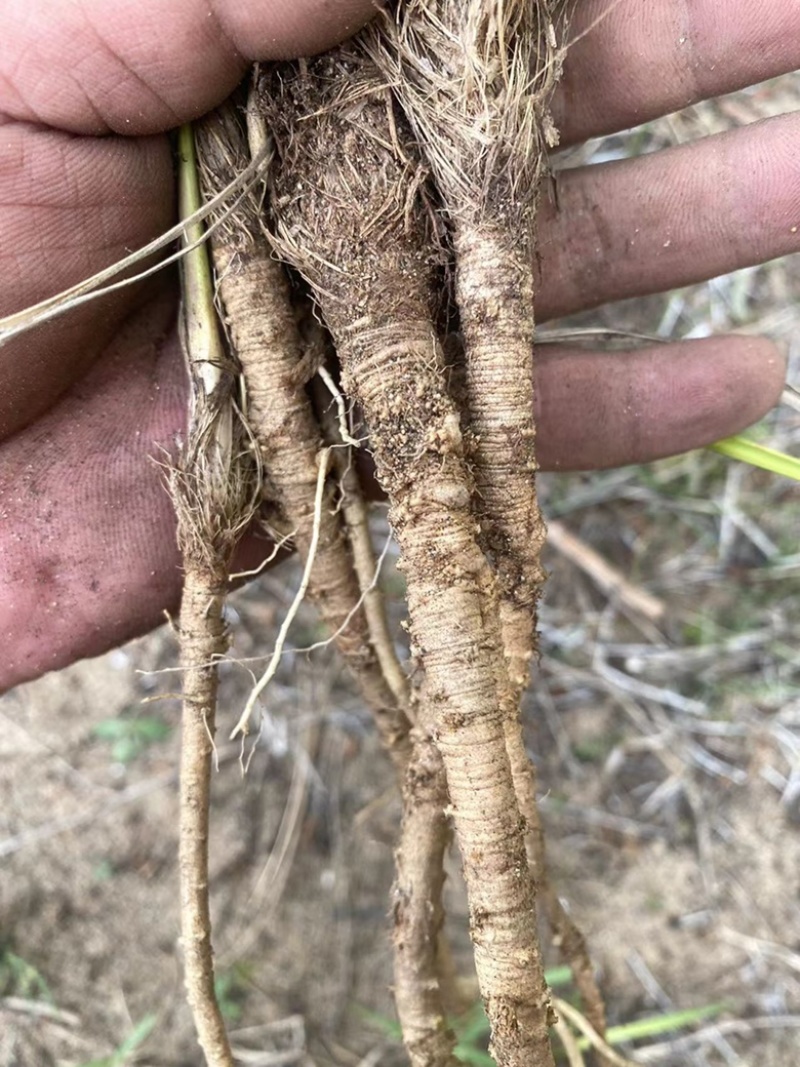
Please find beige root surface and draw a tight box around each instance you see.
[316,373,461,1066]
[392,734,460,1067]
[312,374,412,712]
[176,571,235,1067]
[171,384,252,1067]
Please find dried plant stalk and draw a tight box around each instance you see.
[173,124,258,1067]
[262,52,554,1067]
[194,102,411,768]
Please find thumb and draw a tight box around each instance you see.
[0,0,379,135]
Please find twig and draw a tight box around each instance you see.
[554,999,638,1067]
[317,364,362,447]
[230,1014,307,1066]
[354,1044,392,1067]
[591,657,707,717]
[719,927,800,975]
[547,520,665,623]
[232,449,331,739]
[1,997,80,1027]
[553,1013,587,1067]
[537,796,665,842]
[633,1016,800,1063]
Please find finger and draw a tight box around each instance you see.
[0,124,172,438]
[0,312,783,692]
[536,112,800,322]
[1,0,379,135]
[555,0,800,146]
[534,335,786,472]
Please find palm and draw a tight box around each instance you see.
[1,0,797,691]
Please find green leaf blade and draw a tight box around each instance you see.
[709,436,800,481]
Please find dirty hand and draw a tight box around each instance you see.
[1,0,797,690]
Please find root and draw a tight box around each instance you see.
[195,103,411,769]
[456,232,546,690]
[315,339,467,1053]
[262,52,554,1067]
[317,363,362,449]
[393,733,460,1067]
[315,370,465,1052]
[369,0,553,708]
[369,2,609,1045]
[554,1000,639,1067]
[173,124,259,1067]
[232,447,331,738]
[507,728,608,1042]
[313,374,411,711]
[552,1013,587,1067]
[178,569,235,1067]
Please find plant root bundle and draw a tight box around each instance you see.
[261,51,554,1067]
[173,5,607,1064]
[189,94,461,1065]
[365,0,558,691]
[314,337,462,1063]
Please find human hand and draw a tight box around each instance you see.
[1,0,796,691]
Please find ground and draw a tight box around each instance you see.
[1,74,799,1067]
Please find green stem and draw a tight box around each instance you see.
[708,435,800,482]
[597,1002,726,1047]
